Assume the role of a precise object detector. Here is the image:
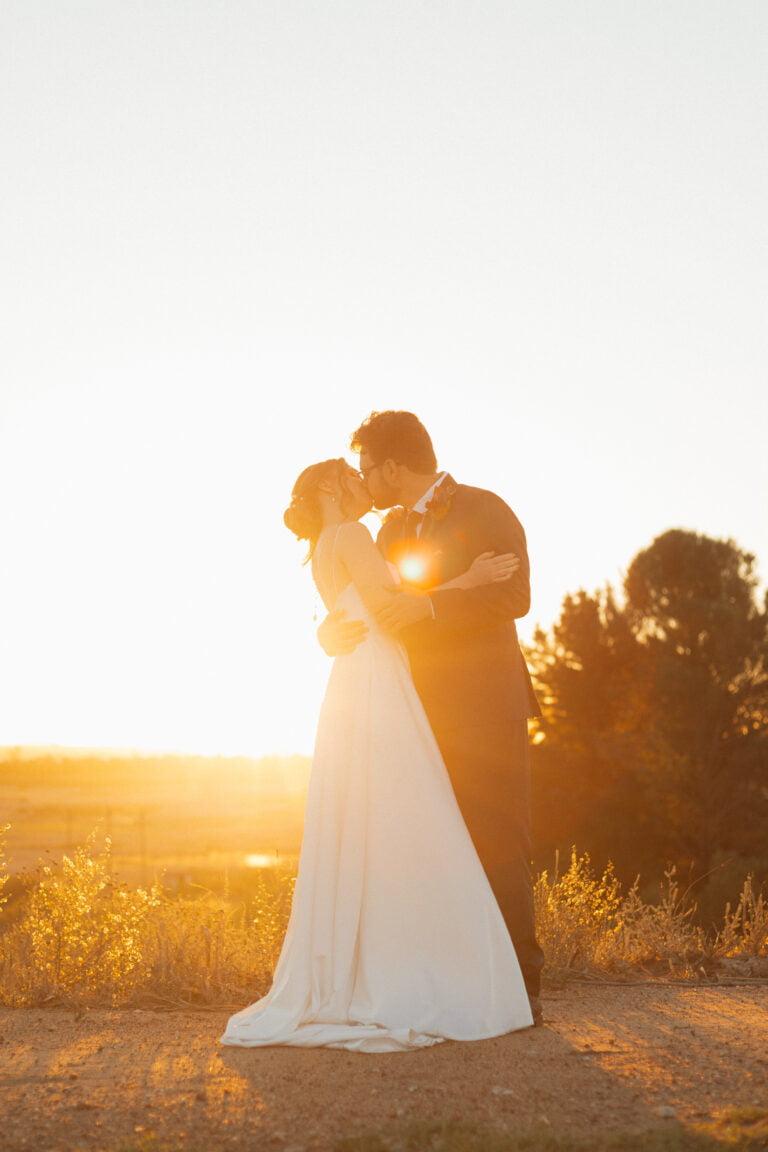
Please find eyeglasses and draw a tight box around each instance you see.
[358,463,384,481]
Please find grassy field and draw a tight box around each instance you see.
[1,749,767,1152]
[1,747,767,1010]
[0,748,309,887]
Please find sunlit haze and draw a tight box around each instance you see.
[1,2,766,757]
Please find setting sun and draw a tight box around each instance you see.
[400,556,427,583]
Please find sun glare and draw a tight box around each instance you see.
[400,556,425,582]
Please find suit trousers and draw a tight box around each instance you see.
[431,718,545,999]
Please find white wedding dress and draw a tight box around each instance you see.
[219,525,534,1053]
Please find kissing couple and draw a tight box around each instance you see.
[221,410,545,1053]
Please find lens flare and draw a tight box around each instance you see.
[400,556,425,582]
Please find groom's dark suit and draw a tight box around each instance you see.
[376,474,545,998]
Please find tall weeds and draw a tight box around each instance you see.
[0,825,765,1008]
[716,874,768,972]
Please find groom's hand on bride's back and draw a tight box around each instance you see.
[316,609,368,656]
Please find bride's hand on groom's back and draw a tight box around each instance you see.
[317,609,368,656]
[375,589,433,632]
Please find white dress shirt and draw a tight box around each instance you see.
[409,472,448,537]
[403,472,448,619]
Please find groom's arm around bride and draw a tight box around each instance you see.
[375,485,532,635]
[428,490,532,625]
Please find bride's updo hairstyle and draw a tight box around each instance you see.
[284,457,356,563]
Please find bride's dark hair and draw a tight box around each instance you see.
[283,457,357,563]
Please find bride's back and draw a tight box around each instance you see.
[311,524,354,614]
[311,522,403,652]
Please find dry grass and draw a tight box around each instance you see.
[534,848,768,984]
[0,825,765,1009]
[0,822,9,912]
[0,823,295,1009]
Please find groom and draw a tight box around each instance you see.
[317,410,546,1025]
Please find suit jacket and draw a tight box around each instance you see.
[376,475,543,737]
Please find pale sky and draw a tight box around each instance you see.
[1,1,766,757]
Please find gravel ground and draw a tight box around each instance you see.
[1,983,766,1151]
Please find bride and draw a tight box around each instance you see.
[219,457,535,1053]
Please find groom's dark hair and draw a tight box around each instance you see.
[350,411,437,473]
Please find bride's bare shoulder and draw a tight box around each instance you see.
[336,521,375,551]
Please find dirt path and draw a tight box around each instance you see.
[1,984,767,1150]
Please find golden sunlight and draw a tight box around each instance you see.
[399,556,426,583]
